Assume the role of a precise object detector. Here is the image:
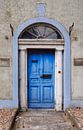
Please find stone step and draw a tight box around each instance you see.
[12,110,77,130]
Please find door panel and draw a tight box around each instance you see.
[43,54,53,73]
[42,86,53,102]
[29,86,40,103]
[28,49,55,108]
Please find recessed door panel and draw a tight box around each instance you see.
[42,86,53,102]
[28,49,55,108]
[29,86,40,103]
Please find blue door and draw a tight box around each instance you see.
[28,49,55,108]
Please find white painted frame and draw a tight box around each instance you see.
[19,40,64,110]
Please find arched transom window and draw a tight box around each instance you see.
[19,23,63,39]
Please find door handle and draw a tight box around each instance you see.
[40,74,52,79]
[32,60,38,63]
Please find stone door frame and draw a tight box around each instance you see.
[12,17,71,110]
[19,39,64,110]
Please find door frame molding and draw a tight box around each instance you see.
[12,17,71,110]
[19,40,64,110]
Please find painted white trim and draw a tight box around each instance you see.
[20,49,27,108]
[56,50,62,111]
[18,40,64,50]
[19,41,63,110]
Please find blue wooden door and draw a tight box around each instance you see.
[28,50,55,108]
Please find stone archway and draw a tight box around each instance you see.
[12,17,71,110]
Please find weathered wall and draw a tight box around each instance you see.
[0,0,83,100]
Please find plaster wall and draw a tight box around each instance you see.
[0,0,83,100]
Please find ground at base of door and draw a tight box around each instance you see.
[0,108,83,130]
[12,109,77,130]
[66,107,83,130]
[0,108,18,130]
